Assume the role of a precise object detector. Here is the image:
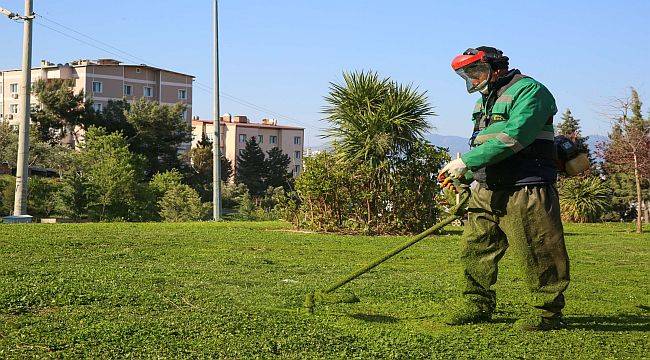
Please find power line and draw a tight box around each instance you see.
[37,14,151,66]
[33,14,316,128]
[35,22,130,62]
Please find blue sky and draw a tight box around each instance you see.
[1,0,648,147]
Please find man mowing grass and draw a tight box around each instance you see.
[438,46,570,331]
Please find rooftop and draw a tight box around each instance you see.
[1,58,194,78]
[193,116,304,130]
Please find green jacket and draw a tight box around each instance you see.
[461,72,558,188]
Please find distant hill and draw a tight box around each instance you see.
[426,134,470,156]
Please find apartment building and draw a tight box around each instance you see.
[0,58,194,130]
[192,114,305,177]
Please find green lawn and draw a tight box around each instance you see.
[0,221,648,359]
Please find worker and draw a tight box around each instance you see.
[438,46,570,331]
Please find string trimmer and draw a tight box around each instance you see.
[304,181,470,314]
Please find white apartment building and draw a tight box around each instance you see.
[192,114,305,177]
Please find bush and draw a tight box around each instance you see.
[221,182,248,211]
[80,128,142,221]
[27,177,62,219]
[295,146,448,234]
[0,175,15,216]
[0,175,62,219]
[559,176,611,223]
[158,184,207,222]
[302,70,447,234]
[55,165,89,220]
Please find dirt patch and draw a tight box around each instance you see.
[36,307,61,316]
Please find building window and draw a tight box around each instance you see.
[239,134,247,143]
[143,86,153,97]
[269,135,277,144]
[257,135,263,144]
[124,85,132,96]
[92,103,103,112]
[92,81,102,93]
[294,136,301,145]
[294,151,301,159]
[178,89,187,100]
[294,165,301,174]
[10,104,19,114]
[135,68,141,73]
[10,83,18,93]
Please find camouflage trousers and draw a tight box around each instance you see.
[461,184,570,318]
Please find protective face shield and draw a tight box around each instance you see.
[455,62,492,94]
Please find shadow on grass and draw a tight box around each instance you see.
[566,314,649,332]
[349,313,398,323]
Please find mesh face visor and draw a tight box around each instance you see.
[455,62,491,93]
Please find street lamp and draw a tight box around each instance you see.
[212,0,222,221]
[1,1,34,223]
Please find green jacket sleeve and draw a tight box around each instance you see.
[461,82,556,170]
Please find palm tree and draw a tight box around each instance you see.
[322,70,435,226]
[559,177,611,223]
[322,71,434,169]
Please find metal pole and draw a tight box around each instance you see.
[212,0,222,221]
[13,0,33,216]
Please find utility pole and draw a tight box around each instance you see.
[1,1,34,222]
[212,0,222,221]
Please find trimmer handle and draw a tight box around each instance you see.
[437,175,470,216]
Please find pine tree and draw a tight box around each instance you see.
[124,99,191,177]
[266,147,292,189]
[186,137,233,201]
[236,137,267,197]
[31,79,96,145]
[191,135,233,182]
[557,108,590,154]
[196,132,212,148]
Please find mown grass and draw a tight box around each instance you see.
[0,221,648,359]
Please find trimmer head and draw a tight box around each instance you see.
[303,290,360,314]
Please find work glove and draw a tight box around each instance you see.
[437,158,468,192]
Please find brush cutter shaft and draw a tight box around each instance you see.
[322,212,463,294]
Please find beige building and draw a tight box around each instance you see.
[192,114,305,178]
[0,58,194,131]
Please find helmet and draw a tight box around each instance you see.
[451,47,509,93]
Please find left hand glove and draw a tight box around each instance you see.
[438,158,468,181]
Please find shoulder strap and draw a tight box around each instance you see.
[495,74,528,104]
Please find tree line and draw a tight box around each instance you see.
[0,79,296,221]
[554,88,649,233]
[1,76,647,233]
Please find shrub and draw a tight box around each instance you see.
[301,70,446,234]
[55,163,89,220]
[27,177,62,219]
[0,175,62,219]
[559,176,611,223]
[79,128,142,221]
[158,184,206,222]
[0,175,15,216]
[221,182,248,211]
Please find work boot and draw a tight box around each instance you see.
[445,302,492,325]
[514,316,567,331]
